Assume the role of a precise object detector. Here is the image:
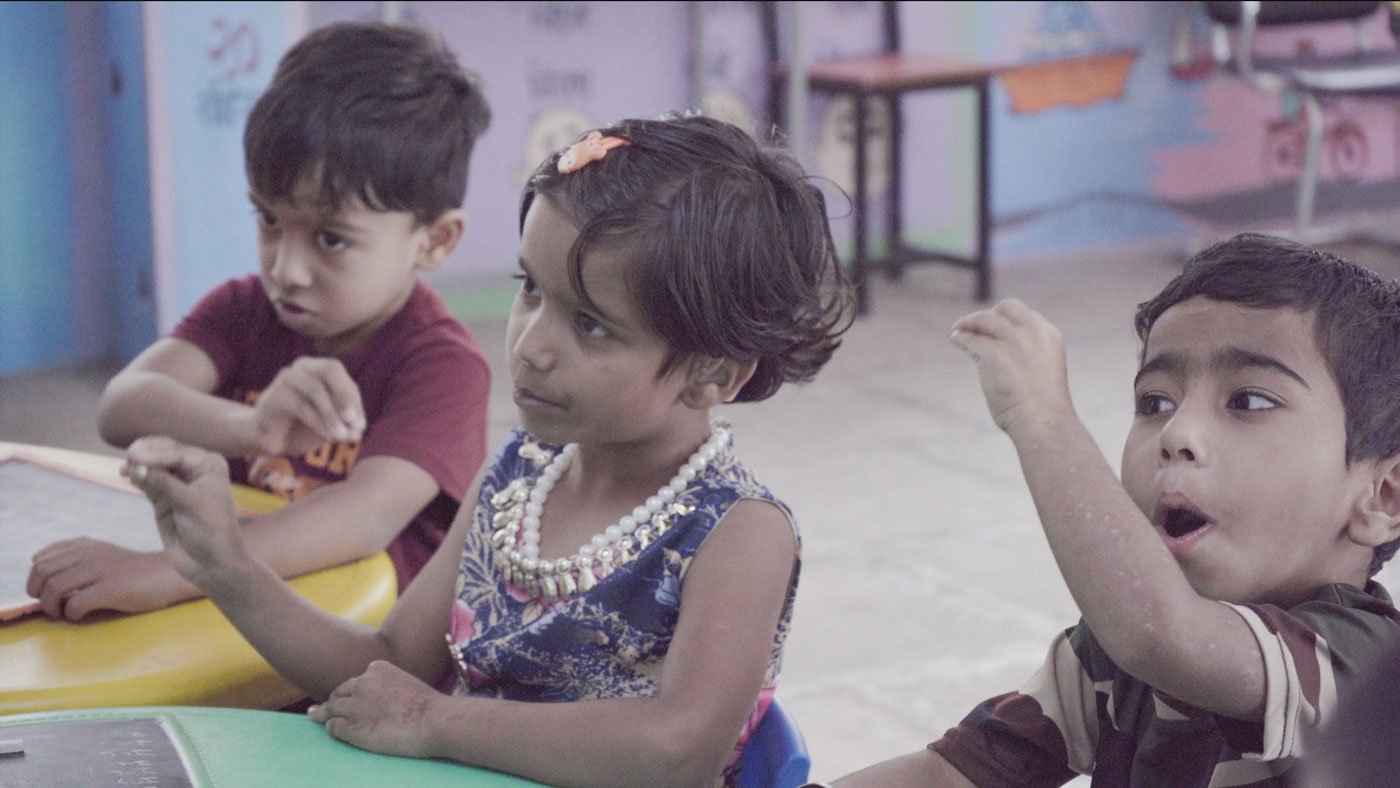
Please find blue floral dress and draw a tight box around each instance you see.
[447,427,799,779]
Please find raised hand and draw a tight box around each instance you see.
[251,357,365,456]
[124,436,247,588]
[308,660,444,759]
[950,298,1074,437]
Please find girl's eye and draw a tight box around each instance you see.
[255,208,278,229]
[317,230,348,251]
[1227,390,1279,411]
[512,272,538,296]
[575,313,610,339]
[1134,392,1175,416]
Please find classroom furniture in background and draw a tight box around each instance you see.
[763,0,999,314]
[0,706,547,787]
[736,697,811,788]
[0,442,396,715]
[1204,1,1400,243]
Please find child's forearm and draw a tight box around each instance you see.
[828,748,976,787]
[235,457,438,578]
[100,371,261,454]
[423,693,732,788]
[1008,413,1203,673]
[201,552,397,696]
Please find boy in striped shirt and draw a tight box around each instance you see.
[829,234,1400,787]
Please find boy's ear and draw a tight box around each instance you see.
[1348,455,1400,548]
[679,356,757,409]
[416,209,467,272]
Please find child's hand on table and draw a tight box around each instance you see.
[951,298,1074,438]
[251,358,365,455]
[26,539,172,620]
[308,660,444,759]
[124,437,248,590]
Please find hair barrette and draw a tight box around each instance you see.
[557,130,629,174]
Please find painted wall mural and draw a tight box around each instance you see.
[144,1,305,330]
[14,1,1400,375]
[998,1,1138,115]
[292,1,1400,273]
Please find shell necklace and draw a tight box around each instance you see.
[488,417,731,601]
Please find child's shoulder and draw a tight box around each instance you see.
[385,281,467,333]
[174,275,288,360]
[192,274,273,314]
[369,281,485,359]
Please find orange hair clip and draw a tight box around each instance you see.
[557,130,629,174]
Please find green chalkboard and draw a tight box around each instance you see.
[0,707,550,787]
[0,717,192,788]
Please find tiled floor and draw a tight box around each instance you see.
[5,237,1400,782]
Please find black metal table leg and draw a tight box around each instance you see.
[887,90,904,280]
[975,76,991,303]
[853,89,870,315]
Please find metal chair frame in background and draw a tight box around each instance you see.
[1205,0,1400,243]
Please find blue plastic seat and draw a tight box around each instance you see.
[736,698,811,788]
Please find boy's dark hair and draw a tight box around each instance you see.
[245,22,490,224]
[1135,232,1400,573]
[519,114,854,402]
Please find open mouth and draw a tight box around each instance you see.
[1162,507,1210,538]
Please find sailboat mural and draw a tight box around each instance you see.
[999,1,1138,114]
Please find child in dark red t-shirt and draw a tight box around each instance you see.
[27,22,492,618]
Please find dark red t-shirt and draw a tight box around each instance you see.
[171,275,490,591]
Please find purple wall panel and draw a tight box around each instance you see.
[315,1,693,280]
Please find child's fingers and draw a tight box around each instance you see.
[302,358,366,436]
[950,325,996,361]
[279,366,350,441]
[312,360,365,437]
[126,436,201,478]
[59,586,101,621]
[285,359,363,440]
[29,537,83,567]
[29,561,92,618]
[127,437,224,484]
[951,308,1011,341]
[992,297,1037,325]
[26,540,96,605]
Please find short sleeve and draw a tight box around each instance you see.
[357,336,490,503]
[1220,598,1363,760]
[170,277,261,384]
[930,629,1088,787]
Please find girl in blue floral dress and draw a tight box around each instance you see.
[127,114,853,787]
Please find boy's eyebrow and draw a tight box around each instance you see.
[246,191,368,235]
[1217,347,1311,388]
[320,215,369,235]
[1134,347,1311,389]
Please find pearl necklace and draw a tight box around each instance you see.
[488,417,731,601]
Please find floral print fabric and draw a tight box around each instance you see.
[447,428,799,777]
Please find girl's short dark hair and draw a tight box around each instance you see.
[520,114,854,402]
[244,22,490,224]
[1135,232,1400,573]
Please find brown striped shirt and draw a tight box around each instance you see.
[930,582,1400,787]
